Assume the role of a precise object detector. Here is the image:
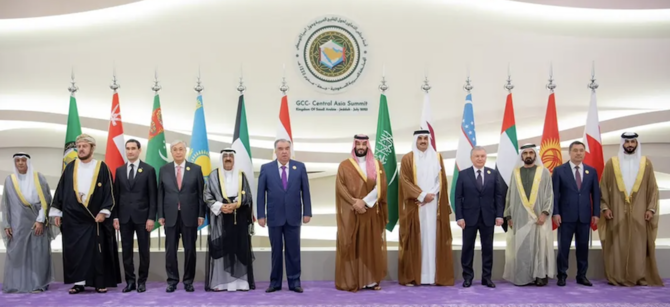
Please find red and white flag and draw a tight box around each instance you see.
[420,92,436,150]
[582,90,603,230]
[275,94,294,158]
[105,92,126,179]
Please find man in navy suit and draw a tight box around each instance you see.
[455,146,504,288]
[552,141,600,287]
[257,139,312,293]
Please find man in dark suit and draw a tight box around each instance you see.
[113,139,157,293]
[157,140,205,293]
[552,141,600,287]
[257,139,312,293]
[454,146,504,288]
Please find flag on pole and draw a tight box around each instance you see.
[275,94,294,158]
[582,90,603,230]
[231,94,256,221]
[420,92,436,150]
[105,92,126,179]
[187,94,212,230]
[540,92,562,230]
[374,93,399,231]
[62,94,83,170]
[146,93,169,231]
[495,93,519,232]
[450,93,477,210]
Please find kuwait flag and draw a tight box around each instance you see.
[495,93,519,232]
[582,90,603,230]
[420,92,436,150]
[105,91,126,179]
[275,94,294,158]
[540,92,562,230]
[450,93,477,211]
[231,94,256,220]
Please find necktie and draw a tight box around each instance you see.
[281,165,288,190]
[176,166,182,210]
[129,164,135,182]
[476,169,483,190]
[575,166,581,190]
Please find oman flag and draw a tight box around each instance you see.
[275,94,294,158]
[495,93,519,232]
[105,91,126,179]
[420,92,436,150]
[540,92,562,230]
[582,90,603,230]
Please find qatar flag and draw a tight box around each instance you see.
[105,92,126,179]
[420,92,436,150]
[582,91,604,230]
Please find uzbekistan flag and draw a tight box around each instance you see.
[450,93,477,211]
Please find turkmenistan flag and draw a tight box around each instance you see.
[374,94,399,232]
[146,93,169,231]
[495,93,518,232]
[231,94,256,222]
[62,94,82,170]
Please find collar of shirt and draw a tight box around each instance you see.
[473,166,485,175]
[175,161,186,169]
[569,161,583,170]
[277,160,289,169]
[128,160,139,169]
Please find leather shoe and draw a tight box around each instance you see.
[577,278,593,286]
[482,279,496,288]
[290,287,304,293]
[462,279,472,288]
[265,286,280,293]
[557,277,566,287]
[166,285,176,293]
[185,284,195,292]
[122,283,136,293]
[137,284,146,293]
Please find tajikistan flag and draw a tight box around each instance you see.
[232,94,256,219]
[274,94,294,159]
[495,93,519,231]
[450,93,477,211]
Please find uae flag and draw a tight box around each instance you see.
[495,93,519,232]
[275,94,294,158]
[582,90,603,230]
[105,91,126,179]
[231,94,256,221]
[540,92,562,230]
[420,92,436,150]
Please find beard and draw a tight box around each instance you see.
[623,144,637,154]
[355,148,368,157]
[523,157,535,165]
[78,152,93,161]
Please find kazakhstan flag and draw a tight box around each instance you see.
[188,94,211,229]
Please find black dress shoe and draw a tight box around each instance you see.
[265,286,279,293]
[557,277,566,287]
[184,284,195,292]
[166,285,176,293]
[462,279,472,288]
[122,283,136,293]
[290,287,303,293]
[482,279,496,288]
[577,278,592,286]
[137,284,146,293]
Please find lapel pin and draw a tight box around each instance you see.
[97,182,102,187]
[138,168,143,173]
[241,191,246,195]
[585,170,589,174]
[186,166,191,171]
[292,166,297,170]
[487,170,491,174]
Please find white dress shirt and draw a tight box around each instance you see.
[473,166,485,185]
[127,160,139,179]
[569,161,584,182]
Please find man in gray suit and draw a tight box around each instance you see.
[157,140,205,293]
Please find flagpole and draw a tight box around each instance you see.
[588,61,599,248]
[110,67,121,242]
[379,64,388,93]
[152,69,162,250]
[69,68,78,97]
[504,64,514,93]
[547,63,556,93]
[194,69,205,250]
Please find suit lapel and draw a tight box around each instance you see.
[287,161,298,190]
[566,163,580,192]
[273,160,285,191]
[167,162,179,191]
[130,161,143,190]
[482,167,492,192]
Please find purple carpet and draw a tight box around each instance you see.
[1,280,669,306]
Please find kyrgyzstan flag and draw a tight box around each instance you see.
[105,91,126,179]
[582,90,604,230]
[274,94,294,159]
[540,92,562,230]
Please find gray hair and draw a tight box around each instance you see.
[170,139,187,148]
[470,146,486,156]
[274,139,292,149]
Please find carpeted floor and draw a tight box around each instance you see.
[1,279,669,307]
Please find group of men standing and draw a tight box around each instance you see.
[0,130,663,294]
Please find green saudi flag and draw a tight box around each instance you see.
[62,95,83,170]
[146,94,169,231]
[374,94,399,232]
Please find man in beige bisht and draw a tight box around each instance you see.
[334,134,388,292]
[398,130,454,286]
[598,132,663,286]
[503,143,555,286]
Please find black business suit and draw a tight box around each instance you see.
[113,160,157,286]
[157,161,205,287]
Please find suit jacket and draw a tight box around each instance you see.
[552,162,600,224]
[157,161,205,228]
[113,161,158,224]
[256,159,312,227]
[454,166,504,227]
